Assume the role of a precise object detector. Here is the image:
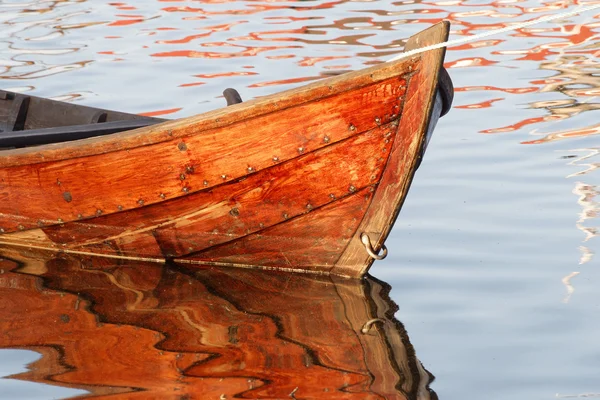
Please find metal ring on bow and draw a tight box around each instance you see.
[360,233,388,260]
[361,318,385,334]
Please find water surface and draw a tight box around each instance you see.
[1,0,599,399]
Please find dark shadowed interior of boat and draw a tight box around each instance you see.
[0,87,251,148]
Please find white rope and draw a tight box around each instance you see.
[389,3,600,62]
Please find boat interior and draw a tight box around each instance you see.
[0,88,246,149]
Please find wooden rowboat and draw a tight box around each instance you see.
[0,248,437,399]
[0,22,453,278]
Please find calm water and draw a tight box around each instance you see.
[1,0,599,399]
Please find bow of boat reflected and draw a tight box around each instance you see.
[0,248,436,399]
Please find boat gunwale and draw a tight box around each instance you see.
[0,54,422,168]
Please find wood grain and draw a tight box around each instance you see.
[0,22,451,277]
[335,21,450,276]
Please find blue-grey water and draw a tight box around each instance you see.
[1,0,599,399]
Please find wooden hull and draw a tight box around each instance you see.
[0,23,452,277]
[0,248,436,399]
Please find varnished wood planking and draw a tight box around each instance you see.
[0,23,451,277]
[0,74,409,233]
[183,187,374,272]
[334,21,450,277]
[0,56,419,167]
[34,123,396,259]
[0,250,435,399]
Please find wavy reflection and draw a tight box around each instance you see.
[0,248,436,399]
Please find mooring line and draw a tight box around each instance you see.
[390,3,600,62]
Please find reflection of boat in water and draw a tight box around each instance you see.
[0,22,453,278]
[0,249,436,399]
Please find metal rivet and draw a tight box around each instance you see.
[298,147,304,154]
[186,165,195,174]
[138,199,144,206]
[203,180,209,186]
[323,136,330,143]
[159,193,166,199]
[349,185,357,193]
[230,208,240,217]
[182,187,189,193]
[117,205,123,211]
[375,117,381,125]
[37,220,44,227]
[57,218,63,223]
[306,203,313,210]
[17,224,25,230]
[384,139,390,144]
[56,179,61,186]
[179,173,186,181]
[0,228,4,233]
[349,124,356,131]
[221,174,227,180]
[77,214,83,219]
[63,191,72,203]
[247,167,254,173]
[273,156,279,162]
[178,142,187,151]
[329,193,336,199]
[96,209,103,216]
[282,213,289,220]
[259,223,264,228]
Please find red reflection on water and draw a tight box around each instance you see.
[162,0,348,16]
[152,44,302,59]
[156,21,247,44]
[445,57,499,68]
[194,71,258,78]
[139,108,183,117]
[449,39,504,51]
[108,19,145,27]
[522,124,600,144]
[482,115,565,134]
[456,97,504,109]
[179,82,206,87]
[298,56,350,67]
[456,86,538,95]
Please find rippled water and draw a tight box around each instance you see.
[1,0,599,399]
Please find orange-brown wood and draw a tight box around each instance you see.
[0,22,450,277]
[0,248,436,399]
[335,22,450,276]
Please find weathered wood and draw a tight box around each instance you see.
[0,249,436,399]
[0,22,451,277]
[335,21,450,276]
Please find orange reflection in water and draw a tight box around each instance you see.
[0,249,436,399]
